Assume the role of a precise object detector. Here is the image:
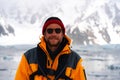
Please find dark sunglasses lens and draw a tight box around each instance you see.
[47,29,53,34]
[47,28,62,34]
[55,28,61,33]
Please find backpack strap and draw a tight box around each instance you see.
[30,70,38,80]
[29,64,50,80]
[29,47,50,80]
[55,50,73,80]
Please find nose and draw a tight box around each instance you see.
[51,30,57,35]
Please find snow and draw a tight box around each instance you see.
[0,18,41,45]
[0,0,120,45]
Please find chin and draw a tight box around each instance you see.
[50,44,58,46]
[49,42,60,46]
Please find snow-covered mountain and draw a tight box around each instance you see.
[0,0,120,45]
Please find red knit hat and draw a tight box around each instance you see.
[42,17,65,35]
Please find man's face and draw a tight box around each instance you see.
[44,23,64,47]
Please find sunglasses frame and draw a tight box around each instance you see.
[46,28,62,34]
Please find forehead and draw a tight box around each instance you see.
[46,23,61,29]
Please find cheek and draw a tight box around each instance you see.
[44,32,49,38]
[59,34,64,41]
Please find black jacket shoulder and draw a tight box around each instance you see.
[24,47,38,64]
[67,50,81,69]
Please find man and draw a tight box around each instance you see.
[15,17,87,80]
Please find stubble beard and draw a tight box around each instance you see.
[46,37,61,47]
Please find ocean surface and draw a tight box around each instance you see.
[0,44,120,80]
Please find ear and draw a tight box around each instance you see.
[43,29,46,35]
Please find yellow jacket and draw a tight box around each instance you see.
[15,35,87,80]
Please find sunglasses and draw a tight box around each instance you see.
[46,28,62,34]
